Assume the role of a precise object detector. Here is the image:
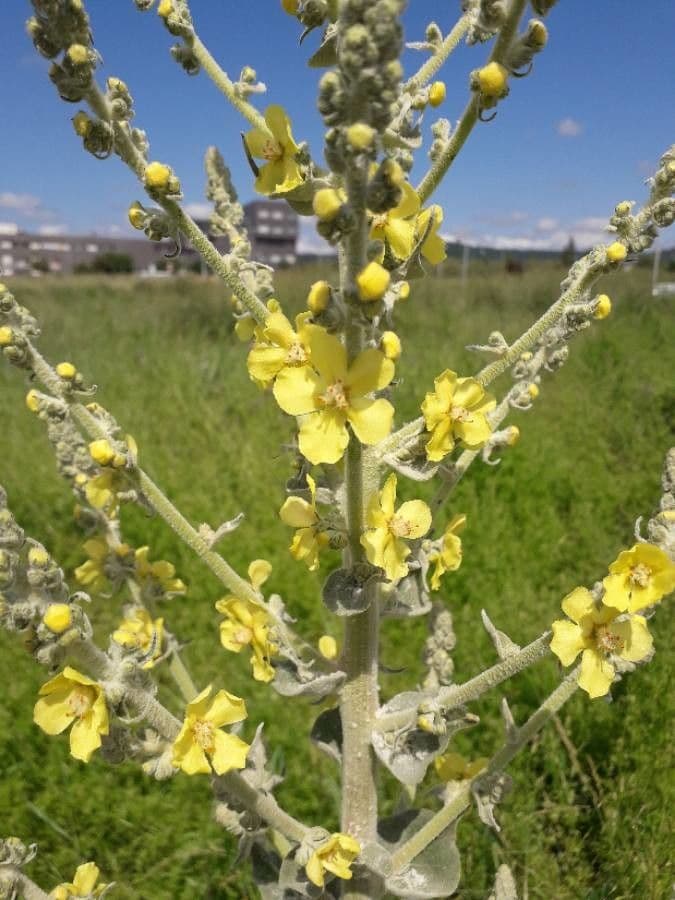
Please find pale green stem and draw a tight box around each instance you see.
[189,33,271,134]
[86,84,269,325]
[168,652,200,702]
[389,668,580,873]
[0,868,51,900]
[404,14,471,91]
[373,632,551,734]
[416,0,529,204]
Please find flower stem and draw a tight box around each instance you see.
[389,668,580,873]
[404,14,471,91]
[0,868,52,900]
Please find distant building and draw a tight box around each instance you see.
[0,200,298,277]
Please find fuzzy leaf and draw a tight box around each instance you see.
[310,707,342,764]
[481,610,521,660]
[379,810,461,898]
[272,661,345,699]
[381,570,432,619]
[322,564,382,616]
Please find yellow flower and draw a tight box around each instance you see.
[356,261,391,302]
[307,280,331,314]
[34,667,109,762]
[606,241,627,263]
[245,106,303,196]
[380,331,401,361]
[305,833,361,888]
[429,513,466,590]
[50,862,108,899]
[75,537,111,593]
[476,62,509,98]
[602,543,675,613]
[422,370,496,462]
[369,181,420,260]
[416,205,447,264]
[215,560,277,682]
[112,608,164,668]
[134,546,186,596]
[273,329,395,464]
[84,470,122,516]
[361,473,432,582]
[550,587,653,698]
[172,684,249,775]
[279,474,329,571]
[434,751,488,782]
[594,294,612,319]
[247,310,316,388]
[428,81,446,107]
[43,603,73,634]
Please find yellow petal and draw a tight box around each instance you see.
[308,328,348,384]
[72,863,100,894]
[550,619,586,666]
[383,535,410,582]
[186,685,215,719]
[248,558,272,590]
[452,378,488,409]
[280,496,316,528]
[561,587,595,624]
[263,311,296,348]
[247,345,288,385]
[395,181,421,219]
[290,527,321,570]
[578,648,615,698]
[346,349,394,396]
[298,409,350,465]
[204,690,247,728]
[273,366,320,416]
[396,500,432,539]
[425,417,454,461]
[306,851,325,887]
[244,125,272,159]
[210,729,250,774]
[34,690,74,735]
[454,413,492,449]
[265,105,298,152]
[380,473,398,517]
[173,732,211,775]
[69,715,103,762]
[612,615,653,663]
[220,620,247,653]
[384,216,416,259]
[347,397,394,445]
[601,573,630,612]
[361,527,389,571]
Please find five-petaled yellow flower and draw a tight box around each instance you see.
[305,833,361,888]
[550,587,653,698]
[215,560,277,682]
[112,608,164,668]
[416,205,447,264]
[361,473,432,582]
[50,862,108,899]
[279,474,330,571]
[247,310,316,388]
[273,329,395,465]
[34,667,109,762]
[369,181,420,260]
[602,543,675,613]
[422,369,496,462]
[172,684,249,775]
[429,513,466,590]
[245,105,303,196]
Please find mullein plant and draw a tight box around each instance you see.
[0,0,674,896]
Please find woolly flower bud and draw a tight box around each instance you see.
[428,81,446,107]
[89,439,115,467]
[72,111,91,137]
[615,201,632,216]
[25,390,40,413]
[381,331,401,360]
[0,326,13,347]
[594,294,612,319]
[356,261,390,302]
[28,546,49,567]
[44,603,72,634]
[606,242,627,263]
[346,122,375,150]
[398,281,411,301]
[157,0,173,17]
[144,161,180,194]
[382,158,405,188]
[128,201,146,230]
[527,383,539,399]
[67,44,90,66]
[307,280,331,313]
[528,20,548,48]
[505,425,520,446]
[313,188,343,222]
[476,62,508,97]
[56,361,77,380]
[281,0,299,12]
[318,635,338,660]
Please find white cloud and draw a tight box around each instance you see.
[0,192,56,221]
[450,214,612,251]
[37,224,69,236]
[536,217,558,232]
[184,202,213,220]
[556,117,583,138]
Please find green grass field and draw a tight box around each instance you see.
[0,266,673,899]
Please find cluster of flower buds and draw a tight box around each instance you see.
[645,449,675,557]
[0,283,39,371]
[505,19,548,74]
[463,0,507,45]
[608,148,675,252]
[156,0,194,39]
[128,200,182,255]
[422,605,456,689]
[71,110,113,158]
[26,0,91,60]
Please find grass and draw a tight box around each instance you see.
[0,265,673,899]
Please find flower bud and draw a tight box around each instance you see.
[606,242,627,263]
[475,62,508,98]
[356,261,390,302]
[72,111,91,137]
[144,161,180,195]
[527,383,539,399]
[128,201,146,230]
[528,20,548,48]
[281,0,299,12]
[307,280,331,313]
[66,44,90,66]
[157,0,173,16]
[346,122,375,150]
[398,281,411,301]
[27,546,50,567]
[594,294,612,319]
[614,201,632,216]
[25,390,40,413]
[89,439,116,466]
[505,425,520,446]
[44,603,72,634]
[56,361,77,380]
[0,326,13,347]
[380,331,401,360]
[428,81,446,107]
[318,635,338,660]
[313,188,343,222]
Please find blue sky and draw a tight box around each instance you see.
[1,0,673,250]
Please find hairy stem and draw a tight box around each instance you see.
[389,668,580,872]
[0,868,51,900]
[404,13,471,91]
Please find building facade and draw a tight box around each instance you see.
[0,201,298,277]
